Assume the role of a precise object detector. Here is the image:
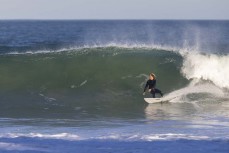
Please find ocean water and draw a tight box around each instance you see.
[0,20,229,153]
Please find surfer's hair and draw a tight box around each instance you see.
[150,73,156,79]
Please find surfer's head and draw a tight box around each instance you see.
[150,73,156,80]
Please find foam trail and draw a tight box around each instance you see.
[165,81,226,103]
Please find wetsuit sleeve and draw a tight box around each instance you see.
[152,80,156,88]
[144,80,149,92]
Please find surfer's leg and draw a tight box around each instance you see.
[150,90,156,98]
[155,88,163,97]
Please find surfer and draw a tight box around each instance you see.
[143,73,163,98]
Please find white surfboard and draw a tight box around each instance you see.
[144,96,177,104]
[144,98,164,104]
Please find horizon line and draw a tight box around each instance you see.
[0,18,228,21]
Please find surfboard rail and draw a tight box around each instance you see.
[144,96,177,104]
[144,98,163,104]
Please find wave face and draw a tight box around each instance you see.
[0,46,229,119]
[0,47,185,118]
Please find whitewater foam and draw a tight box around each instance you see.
[163,81,227,103]
[141,133,210,141]
[0,133,82,141]
[181,52,229,89]
[0,142,48,152]
[0,133,213,142]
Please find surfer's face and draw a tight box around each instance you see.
[149,75,154,80]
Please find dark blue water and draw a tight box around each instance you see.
[1,20,229,54]
[0,20,229,153]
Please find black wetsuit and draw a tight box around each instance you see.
[144,79,163,98]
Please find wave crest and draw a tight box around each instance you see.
[182,53,229,89]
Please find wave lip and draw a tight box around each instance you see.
[5,42,182,55]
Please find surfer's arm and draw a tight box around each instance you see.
[143,80,149,93]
